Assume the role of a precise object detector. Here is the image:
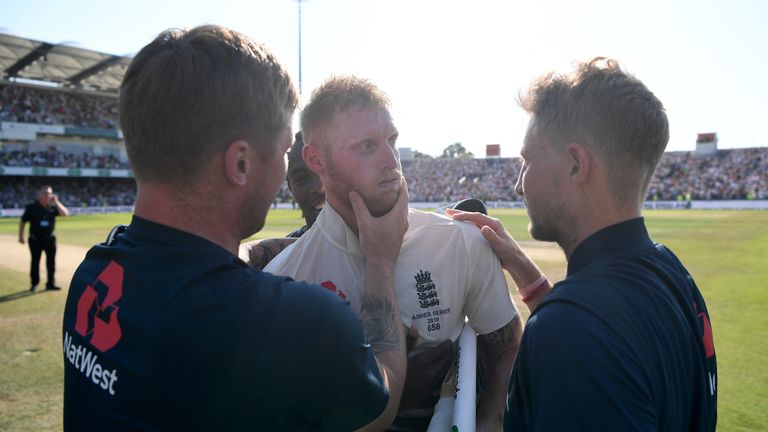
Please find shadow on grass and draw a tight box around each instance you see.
[0,289,43,303]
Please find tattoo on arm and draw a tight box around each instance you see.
[256,243,281,270]
[359,294,401,353]
[481,318,520,346]
[249,240,290,270]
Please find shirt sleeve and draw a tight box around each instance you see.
[506,302,656,431]
[288,281,390,431]
[460,224,518,335]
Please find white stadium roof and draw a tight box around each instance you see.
[0,33,130,93]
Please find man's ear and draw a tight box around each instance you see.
[303,144,327,176]
[565,142,591,184]
[224,140,251,186]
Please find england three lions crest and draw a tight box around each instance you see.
[414,269,440,309]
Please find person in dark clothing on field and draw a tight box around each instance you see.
[19,185,69,291]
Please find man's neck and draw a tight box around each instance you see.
[561,204,641,259]
[326,195,360,237]
[133,183,242,255]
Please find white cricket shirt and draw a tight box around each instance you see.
[264,204,517,353]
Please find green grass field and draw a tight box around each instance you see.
[0,208,766,431]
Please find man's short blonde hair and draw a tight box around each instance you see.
[300,75,390,146]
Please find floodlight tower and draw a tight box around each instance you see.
[295,0,307,97]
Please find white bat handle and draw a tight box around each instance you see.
[452,324,477,431]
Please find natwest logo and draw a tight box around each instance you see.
[74,261,124,352]
[320,280,347,300]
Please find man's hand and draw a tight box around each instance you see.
[239,237,297,270]
[18,236,25,245]
[446,209,551,311]
[445,209,521,274]
[351,177,409,432]
[350,176,409,266]
[49,193,70,216]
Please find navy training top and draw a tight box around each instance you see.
[505,217,717,431]
[63,216,388,431]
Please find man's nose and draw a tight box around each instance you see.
[379,142,400,169]
[514,169,524,196]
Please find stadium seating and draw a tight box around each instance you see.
[1,177,135,209]
[1,82,766,209]
[0,83,118,129]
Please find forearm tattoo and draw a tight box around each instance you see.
[250,242,284,270]
[360,294,401,353]
[481,318,520,346]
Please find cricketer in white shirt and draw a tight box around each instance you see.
[264,203,518,355]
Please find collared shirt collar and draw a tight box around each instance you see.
[127,215,231,252]
[567,217,653,276]
[315,203,364,257]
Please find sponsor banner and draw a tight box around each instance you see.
[410,200,768,210]
[645,200,768,210]
[690,200,768,210]
[68,206,134,215]
[0,129,36,140]
[0,121,66,135]
[0,166,132,178]
[0,208,23,217]
[1,206,134,218]
[64,127,120,139]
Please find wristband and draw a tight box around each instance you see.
[518,275,548,303]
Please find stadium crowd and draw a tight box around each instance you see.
[649,148,767,200]
[1,177,135,209]
[0,83,118,129]
[403,157,522,202]
[407,147,767,203]
[0,146,128,169]
[2,146,765,209]
[1,82,765,207]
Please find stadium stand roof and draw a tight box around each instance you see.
[0,33,130,93]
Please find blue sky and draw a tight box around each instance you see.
[2,0,766,157]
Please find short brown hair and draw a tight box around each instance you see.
[300,75,390,146]
[119,25,298,185]
[519,57,669,205]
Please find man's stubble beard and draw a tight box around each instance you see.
[526,196,568,246]
[324,157,401,218]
